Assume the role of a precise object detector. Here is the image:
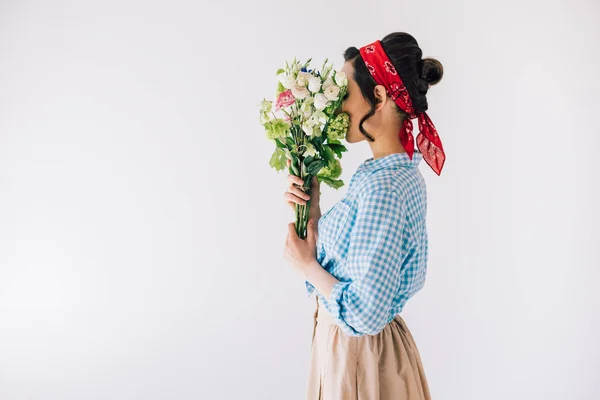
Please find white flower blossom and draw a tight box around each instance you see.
[303,142,318,158]
[302,118,318,136]
[314,93,330,110]
[291,84,310,99]
[308,76,322,93]
[334,71,348,87]
[323,84,340,101]
[277,73,296,89]
[323,77,335,89]
[296,72,312,87]
[312,110,327,125]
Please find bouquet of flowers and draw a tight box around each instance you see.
[259,57,350,239]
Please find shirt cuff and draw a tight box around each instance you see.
[325,281,365,336]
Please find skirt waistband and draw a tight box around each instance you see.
[312,294,404,333]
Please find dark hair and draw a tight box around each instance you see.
[343,32,443,141]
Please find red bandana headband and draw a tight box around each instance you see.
[359,40,446,176]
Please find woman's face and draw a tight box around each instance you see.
[339,61,376,143]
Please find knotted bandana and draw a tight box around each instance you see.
[359,40,446,175]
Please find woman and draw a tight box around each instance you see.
[283,32,445,400]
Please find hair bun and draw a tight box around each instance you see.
[420,58,443,86]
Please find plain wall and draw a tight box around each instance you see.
[0,0,598,399]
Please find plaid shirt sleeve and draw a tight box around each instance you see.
[323,188,412,336]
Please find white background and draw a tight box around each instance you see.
[0,1,598,399]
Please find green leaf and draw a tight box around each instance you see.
[291,151,299,165]
[314,135,325,146]
[318,176,345,190]
[303,155,314,167]
[307,160,326,176]
[274,138,286,149]
[328,179,344,189]
[321,145,334,165]
[290,161,300,176]
[269,147,287,171]
[276,68,285,75]
[313,140,323,153]
[285,137,295,148]
[276,82,286,94]
[328,143,348,158]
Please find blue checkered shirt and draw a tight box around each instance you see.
[305,151,428,336]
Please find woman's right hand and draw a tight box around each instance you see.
[284,160,321,221]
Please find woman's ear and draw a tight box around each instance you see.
[373,85,388,111]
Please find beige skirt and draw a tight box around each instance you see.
[305,295,431,400]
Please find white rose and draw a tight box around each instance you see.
[291,84,310,99]
[296,72,312,87]
[334,71,348,87]
[323,77,335,88]
[314,93,330,110]
[277,73,296,89]
[323,84,340,101]
[308,76,322,93]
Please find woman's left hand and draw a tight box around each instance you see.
[284,218,318,279]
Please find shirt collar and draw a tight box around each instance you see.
[357,151,423,174]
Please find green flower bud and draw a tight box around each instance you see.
[327,113,350,141]
[321,159,342,179]
[265,119,291,140]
